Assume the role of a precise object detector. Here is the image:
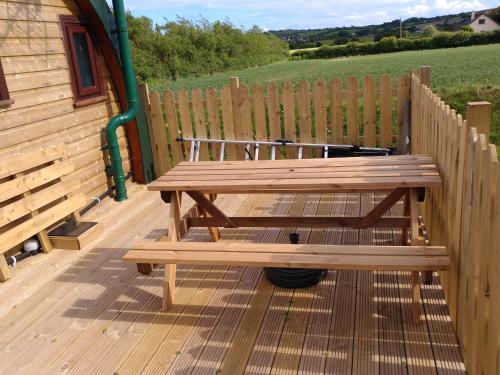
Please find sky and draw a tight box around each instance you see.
[120,0,499,30]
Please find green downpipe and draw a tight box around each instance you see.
[105,0,137,201]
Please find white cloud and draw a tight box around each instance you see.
[404,3,432,16]
[434,0,485,12]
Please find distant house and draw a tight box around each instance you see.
[468,11,500,32]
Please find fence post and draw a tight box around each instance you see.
[467,102,492,139]
[419,66,432,87]
[408,68,422,155]
[230,77,244,159]
[137,83,159,179]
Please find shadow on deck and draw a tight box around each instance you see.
[0,191,465,375]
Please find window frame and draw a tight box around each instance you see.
[0,59,13,107]
[60,15,106,106]
[478,18,486,24]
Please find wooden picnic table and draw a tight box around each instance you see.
[126,154,445,323]
[148,155,441,235]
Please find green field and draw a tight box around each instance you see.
[150,44,500,145]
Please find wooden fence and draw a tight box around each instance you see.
[411,72,498,375]
[139,72,412,177]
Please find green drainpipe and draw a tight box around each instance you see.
[105,0,137,201]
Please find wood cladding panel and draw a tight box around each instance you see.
[5,68,71,92]
[0,20,62,38]
[0,2,78,23]
[0,38,66,56]
[0,54,68,74]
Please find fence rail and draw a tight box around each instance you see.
[411,73,498,375]
[139,72,412,177]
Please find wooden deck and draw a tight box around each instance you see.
[0,186,466,374]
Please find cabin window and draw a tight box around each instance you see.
[60,16,105,106]
[0,60,12,107]
[479,18,486,24]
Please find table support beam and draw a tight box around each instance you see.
[356,188,407,229]
[198,194,220,241]
[188,216,411,228]
[186,191,237,228]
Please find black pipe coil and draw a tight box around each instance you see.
[264,232,326,289]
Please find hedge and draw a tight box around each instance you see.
[290,30,500,60]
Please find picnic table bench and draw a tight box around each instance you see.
[123,155,448,324]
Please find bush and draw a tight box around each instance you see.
[378,36,398,52]
[127,15,289,82]
[423,25,438,37]
[291,30,500,60]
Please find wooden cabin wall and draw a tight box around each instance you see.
[0,0,132,201]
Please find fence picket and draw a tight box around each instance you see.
[313,80,327,146]
[163,90,182,165]
[267,81,282,159]
[330,78,343,144]
[457,127,478,353]
[283,80,296,158]
[230,77,244,159]
[221,85,237,160]
[449,113,466,322]
[238,84,253,149]
[346,76,358,145]
[363,75,376,147]
[464,134,488,368]
[298,80,312,158]
[148,91,171,174]
[138,84,160,174]
[252,83,268,159]
[192,88,209,160]
[475,144,497,375]
[380,74,393,148]
[206,87,221,159]
[397,74,410,154]
[177,89,193,140]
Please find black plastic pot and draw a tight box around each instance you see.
[264,233,326,289]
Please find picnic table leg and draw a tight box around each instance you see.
[162,191,182,311]
[402,191,410,245]
[0,256,11,282]
[409,188,423,325]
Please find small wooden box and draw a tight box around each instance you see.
[48,221,103,250]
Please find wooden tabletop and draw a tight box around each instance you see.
[148,155,442,193]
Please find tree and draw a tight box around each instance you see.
[488,6,500,24]
[462,25,473,32]
[423,24,438,36]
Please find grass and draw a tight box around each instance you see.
[150,44,500,145]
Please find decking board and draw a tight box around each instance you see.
[0,190,465,375]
